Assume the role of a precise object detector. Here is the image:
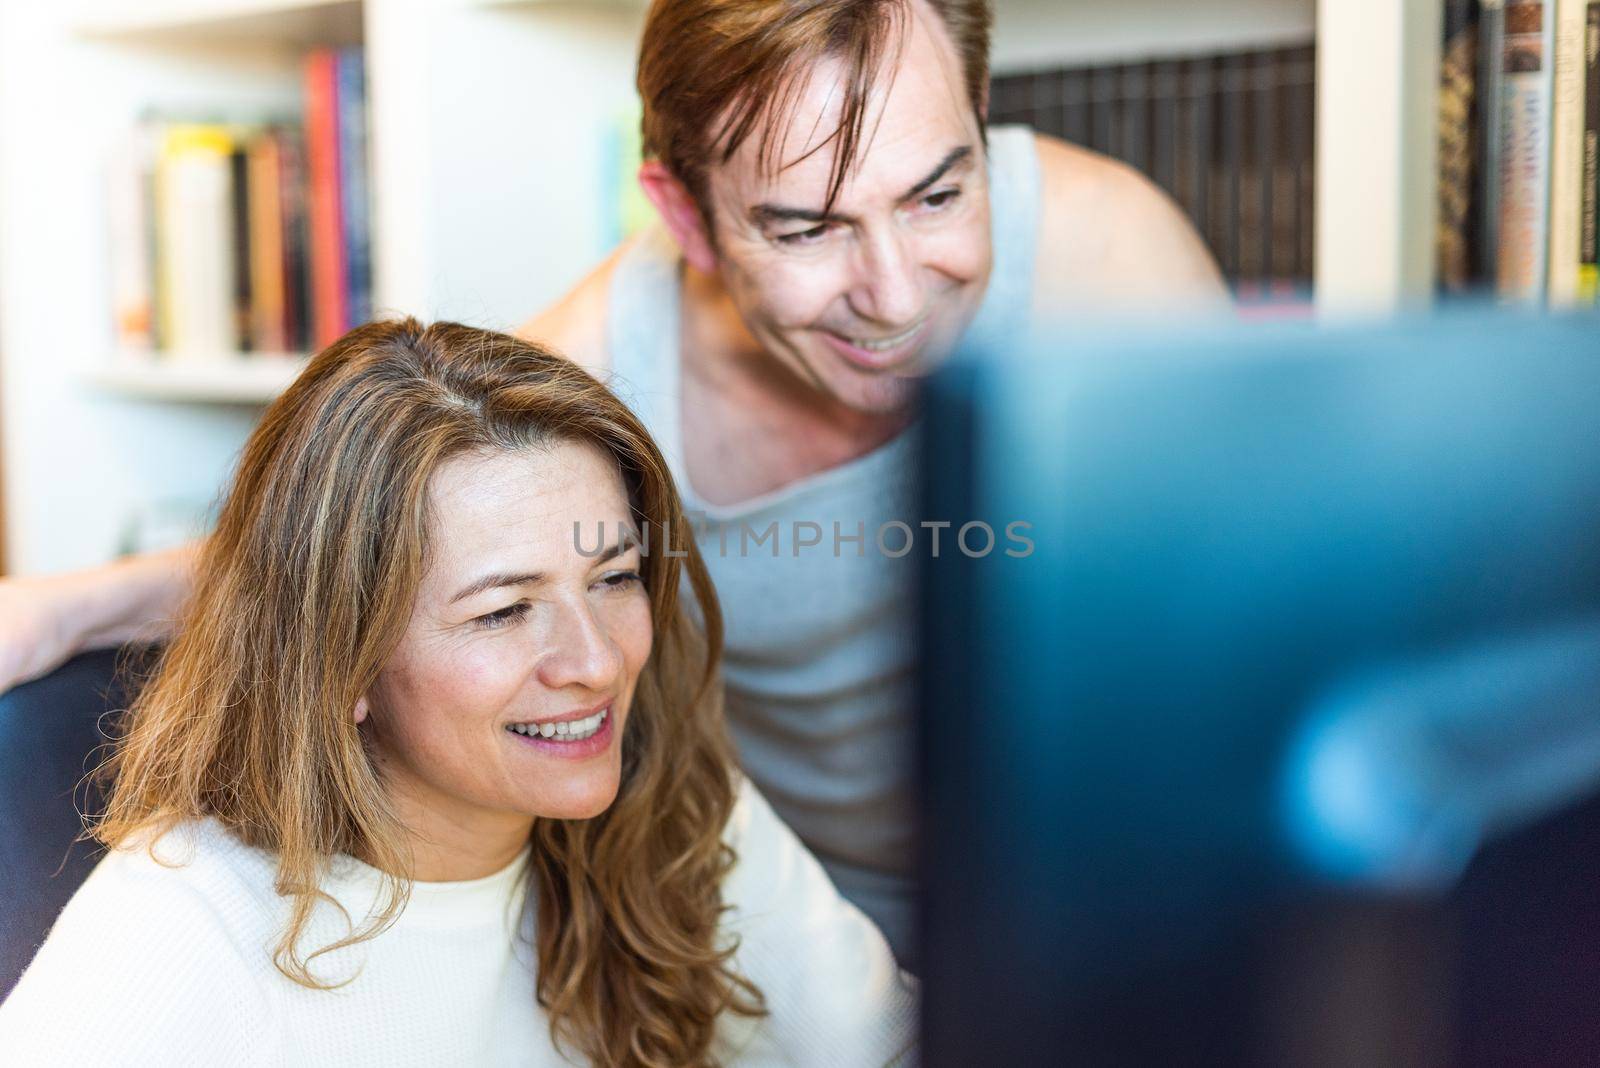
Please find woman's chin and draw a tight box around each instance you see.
[527,778,621,822]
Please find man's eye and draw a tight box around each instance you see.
[777,224,830,247]
[475,602,530,630]
[922,188,960,210]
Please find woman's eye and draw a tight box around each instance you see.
[474,602,530,630]
[598,570,643,593]
[777,224,830,247]
[922,188,960,211]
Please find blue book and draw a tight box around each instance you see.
[336,47,372,328]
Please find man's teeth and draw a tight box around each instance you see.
[852,323,923,352]
[506,708,609,741]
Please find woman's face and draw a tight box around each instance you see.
[364,441,653,843]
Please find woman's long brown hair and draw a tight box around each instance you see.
[94,319,764,1066]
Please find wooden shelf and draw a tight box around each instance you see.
[72,0,362,48]
[89,354,307,404]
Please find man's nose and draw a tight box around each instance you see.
[536,599,624,694]
[850,228,925,327]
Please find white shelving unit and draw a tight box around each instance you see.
[1315,0,1443,316]
[89,355,309,405]
[72,0,362,47]
[0,0,1446,574]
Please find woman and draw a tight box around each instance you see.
[0,320,915,1066]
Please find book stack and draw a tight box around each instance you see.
[110,46,371,360]
[1437,0,1600,305]
[989,43,1316,308]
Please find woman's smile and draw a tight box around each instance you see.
[503,703,617,760]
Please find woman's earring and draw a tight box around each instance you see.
[354,696,370,725]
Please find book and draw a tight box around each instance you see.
[1581,1,1600,298]
[156,124,239,358]
[1495,0,1556,302]
[229,143,253,350]
[247,131,288,353]
[1438,0,1484,292]
[336,47,372,328]
[304,48,346,350]
[278,132,312,353]
[108,127,157,351]
[1481,0,1508,272]
[1547,0,1591,306]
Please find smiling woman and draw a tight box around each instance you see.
[0,320,916,1067]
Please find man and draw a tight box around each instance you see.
[0,0,1224,968]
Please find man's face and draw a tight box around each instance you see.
[701,0,992,415]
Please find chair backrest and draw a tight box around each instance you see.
[0,649,139,1000]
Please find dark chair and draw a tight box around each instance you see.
[0,648,143,1000]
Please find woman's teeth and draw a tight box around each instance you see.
[506,708,608,741]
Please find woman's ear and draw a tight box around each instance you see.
[638,160,718,275]
[354,696,370,725]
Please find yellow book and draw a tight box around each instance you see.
[155,124,238,358]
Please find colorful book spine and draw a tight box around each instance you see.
[1581,1,1600,299]
[1438,0,1484,292]
[229,142,254,349]
[336,47,372,328]
[279,132,311,353]
[108,127,156,351]
[1481,0,1508,271]
[247,131,289,353]
[1496,0,1556,303]
[156,124,240,358]
[304,48,346,350]
[1547,0,1590,306]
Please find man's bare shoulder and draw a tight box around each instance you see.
[515,238,636,373]
[1029,132,1229,317]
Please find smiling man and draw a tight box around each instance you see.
[0,0,1225,971]
[519,0,1226,967]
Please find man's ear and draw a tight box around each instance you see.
[638,160,718,275]
[354,695,370,726]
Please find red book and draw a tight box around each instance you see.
[304,49,346,350]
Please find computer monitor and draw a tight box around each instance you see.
[917,312,1600,1065]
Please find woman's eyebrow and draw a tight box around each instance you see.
[448,542,634,604]
[450,571,546,604]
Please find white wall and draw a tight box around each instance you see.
[369,0,646,332]
[992,0,1316,71]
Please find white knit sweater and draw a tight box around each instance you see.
[0,778,917,1066]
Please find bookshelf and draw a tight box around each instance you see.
[0,0,1443,575]
[89,356,308,405]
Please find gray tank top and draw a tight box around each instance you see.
[604,125,1040,967]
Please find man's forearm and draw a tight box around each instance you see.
[69,542,199,653]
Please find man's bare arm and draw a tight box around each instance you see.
[0,542,197,693]
[1029,133,1230,322]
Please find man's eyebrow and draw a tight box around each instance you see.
[902,146,974,201]
[750,203,850,227]
[748,145,976,227]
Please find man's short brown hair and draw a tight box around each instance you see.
[637,0,993,217]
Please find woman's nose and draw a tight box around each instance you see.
[535,600,625,694]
